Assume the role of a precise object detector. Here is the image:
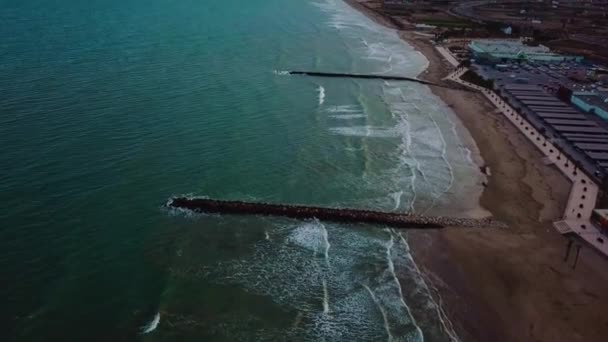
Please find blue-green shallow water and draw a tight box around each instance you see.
[0,0,484,340]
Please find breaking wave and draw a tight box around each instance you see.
[329,114,366,120]
[165,218,435,341]
[318,85,326,106]
[141,312,160,334]
[325,104,362,113]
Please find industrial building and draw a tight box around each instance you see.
[497,83,608,180]
[571,92,608,122]
[469,40,582,63]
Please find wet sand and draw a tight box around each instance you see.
[345,1,608,341]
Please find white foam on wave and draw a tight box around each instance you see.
[321,222,330,267]
[273,70,290,76]
[383,83,461,213]
[315,0,429,77]
[287,219,328,255]
[162,194,218,218]
[322,279,330,314]
[362,284,393,340]
[186,220,411,340]
[325,104,361,113]
[141,312,160,334]
[318,85,326,106]
[463,146,473,164]
[328,114,366,120]
[390,191,403,211]
[345,146,363,153]
[386,230,424,340]
[384,91,421,213]
[329,125,399,138]
[394,231,461,342]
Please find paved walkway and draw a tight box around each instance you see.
[446,67,608,256]
[435,46,460,68]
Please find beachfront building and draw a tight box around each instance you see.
[468,40,582,64]
[571,92,608,122]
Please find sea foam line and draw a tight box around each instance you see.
[321,222,330,267]
[325,105,361,113]
[390,191,403,211]
[419,103,455,215]
[318,85,326,106]
[394,88,430,188]
[141,312,160,334]
[329,114,366,120]
[363,284,394,342]
[395,231,460,342]
[322,279,330,314]
[386,230,424,341]
[384,84,424,213]
[398,104,418,213]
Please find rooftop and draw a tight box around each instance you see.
[470,40,552,55]
[573,93,608,111]
[498,84,608,180]
[469,39,582,62]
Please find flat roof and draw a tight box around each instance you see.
[544,119,598,127]
[507,87,545,91]
[536,113,588,120]
[518,97,563,102]
[507,89,548,93]
[515,95,559,100]
[563,132,608,138]
[565,136,608,143]
[553,126,608,134]
[575,143,608,152]
[586,152,608,161]
[531,107,582,113]
[507,92,549,97]
[518,97,566,102]
[520,101,569,107]
[574,94,608,111]
[504,84,544,90]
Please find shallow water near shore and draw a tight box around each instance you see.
[1,0,482,340]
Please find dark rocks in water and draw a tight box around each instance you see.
[167,197,506,230]
[287,71,472,91]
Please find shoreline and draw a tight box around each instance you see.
[344,1,608,341]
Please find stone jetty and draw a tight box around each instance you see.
[167,197,506,229]
[288,70,438,85]
[287,71,471,91]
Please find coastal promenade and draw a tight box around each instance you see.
[445,66,608,255]
[435,46,459,68]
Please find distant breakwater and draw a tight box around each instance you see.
[288,71,469,91]
[167,197,505,229]
[289,70,437,85]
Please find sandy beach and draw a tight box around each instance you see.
[345,1,608,341]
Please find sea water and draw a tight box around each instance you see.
[0,0,483,340]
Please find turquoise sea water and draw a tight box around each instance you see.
[1,0,483,340]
